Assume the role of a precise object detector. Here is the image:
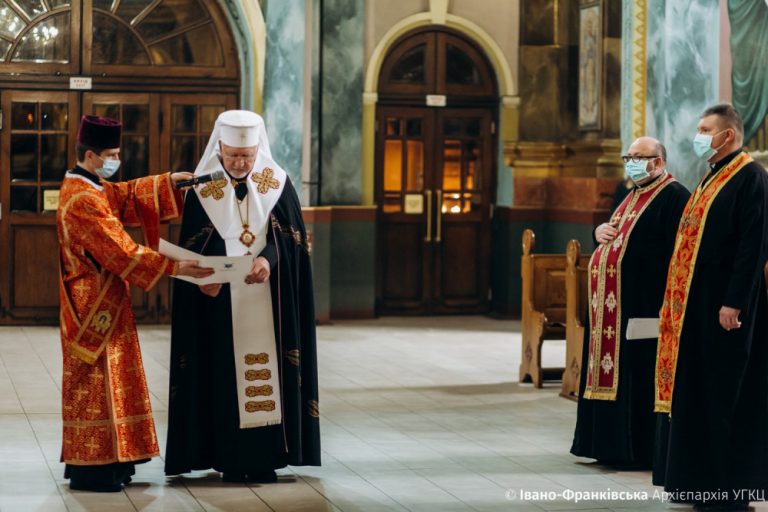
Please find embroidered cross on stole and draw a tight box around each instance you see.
[654,152,753,413]
[584,172,674,401]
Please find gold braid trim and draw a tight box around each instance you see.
[271,216,309,252]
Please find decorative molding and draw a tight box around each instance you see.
[219,0,265,111]
[495,206,611,226]
[631,0,647,139]
[362,92,378,105]
[502,95,521,107]
[361,9,516,207]
[301,206,333,224]
[330,206,377,222]
[301,206,377,223]
[430,0,449,25]
[363,13,515,96]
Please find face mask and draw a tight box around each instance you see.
[625,159,651,183]
[692,130,728,161]
[95,157,120,178]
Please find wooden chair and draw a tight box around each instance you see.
[560,239,591,401]
[519,229,568,387]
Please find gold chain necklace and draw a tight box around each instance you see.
[233,180,255,254]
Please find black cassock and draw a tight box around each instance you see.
[653,151,768,496]
[571,176,690,467]
[165,178,321,475]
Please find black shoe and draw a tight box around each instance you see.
[69,480,123,492]
[246,471,277,484]
[221,472,248,483]
[222,470,278,484]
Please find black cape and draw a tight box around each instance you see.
[165,178,321,475]
[571,175,690,466]
[653,151,768,497]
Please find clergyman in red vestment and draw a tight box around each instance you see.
[56,115,213,492]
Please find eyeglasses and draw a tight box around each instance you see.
[621,155,659,163]
[221,153,256,164]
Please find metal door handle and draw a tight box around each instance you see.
[424,190,432,242]
[436,189,443,243]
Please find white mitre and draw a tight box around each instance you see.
[192,110,287,257]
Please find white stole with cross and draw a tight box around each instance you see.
[194,151,287,429]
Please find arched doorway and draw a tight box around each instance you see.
[375,27,498,314]
[0,0,239,324]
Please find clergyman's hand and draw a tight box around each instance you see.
[719,306,742,331]
[595,222,619,244]
[199,283,222,297]
[170,172,196,190]
[176,260,215,278]
[245,256,270,285]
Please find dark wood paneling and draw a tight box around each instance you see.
[438,223,479,299]
[382,223,425,303]
[12,226,59,309]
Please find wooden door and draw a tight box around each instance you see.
[375,26,498,315]
[0,90,79,322]
[431,108,494,313]
[376,106,494,314]
[376,106,435,313]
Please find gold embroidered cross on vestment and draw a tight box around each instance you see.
[252,168,280,194]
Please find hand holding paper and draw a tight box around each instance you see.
[176,260,215,279]
[159,238,253,286]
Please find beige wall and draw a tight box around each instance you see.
[364,0,519,95]
[364,0,429,64]
[450,0,519,94]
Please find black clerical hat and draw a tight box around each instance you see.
[77,115,122,150]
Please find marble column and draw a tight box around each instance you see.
[644,0,720,189]
[318,0,364,205]
[262,0,307,196]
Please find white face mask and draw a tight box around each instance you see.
[95,156,120,178]
[692,129,728,161]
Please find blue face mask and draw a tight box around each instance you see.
[95,157,120,179]
[693,130,727,161]
[625,159,651,183]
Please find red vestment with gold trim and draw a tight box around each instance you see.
[56,171,180,465]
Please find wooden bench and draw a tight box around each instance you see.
[519,229,568,387]
[560,239,591,400]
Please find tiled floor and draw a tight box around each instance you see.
[0,317,762,512]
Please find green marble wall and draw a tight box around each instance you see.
[329,217,376,317]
